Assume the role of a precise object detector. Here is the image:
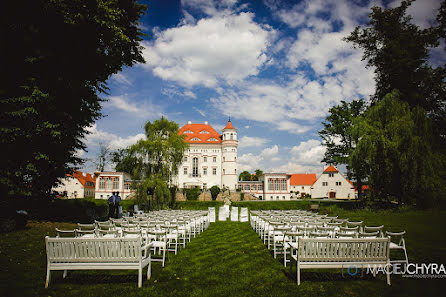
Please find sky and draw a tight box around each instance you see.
[79,0,443,176]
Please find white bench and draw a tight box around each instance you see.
[289,237,391,285]
[45,236,152,288]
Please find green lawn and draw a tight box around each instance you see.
[1,207,445,296]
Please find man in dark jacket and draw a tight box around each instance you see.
[114,191,122,218]
[108,192,116,218]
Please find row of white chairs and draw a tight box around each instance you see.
[56,210,212,267]
[250,210,409,267]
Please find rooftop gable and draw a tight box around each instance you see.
[323,165,338,173]
[290,173,317,186]
[178,123,221,144]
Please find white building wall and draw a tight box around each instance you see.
[261,174,291,200]
[290,185,312,197]
[175,145,223,190]
[311,172,355,199]
[52,177,85,198]
[95,172,135,200]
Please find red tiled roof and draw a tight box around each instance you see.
[355,185,369,191]
[323,165,338,173]
[178,123,222,144]
[290,173,317,185]
[69,170,96,188]
[223,120,235,130]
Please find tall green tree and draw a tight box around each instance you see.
[351,91,442,207]
[345,0,445,136]
[239,171,252,181]
[252,169,263,181]
[319,99,367,184]
[1,0,147,201]
[115,117,188,208]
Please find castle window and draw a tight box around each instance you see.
[213,157,216,162]
[203,157,207,162]
[183,156,188,162]
[212,168,217,175]
[336,181,342,186]
[199,130,210,134]
[184,130,193,134]
[191,137,201,141]
[192,158,199,177]
[113,177,119,190]
[323,182,328,186]
[106,177,112,190]
[203,168,207,175]
[208,138,218,141]
[99,178,105,189]
[184,167,188,175]
[328,173,334,177]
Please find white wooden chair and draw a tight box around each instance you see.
[283,231,304,267]
[56,228,76,238]
[386,231,409,265]
[364,225,384,237]
[240,207,249,222]
[230,207,239,221]
[208,207,216,223]
[146,230,168,267]
[218,206,227,221]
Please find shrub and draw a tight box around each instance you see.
[210,185,220,201]
[185,188,201,201]
[240,192,244,201]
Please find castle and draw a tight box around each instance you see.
[172,120,238,190]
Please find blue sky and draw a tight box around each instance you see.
[79,0,443,175]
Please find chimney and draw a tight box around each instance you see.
[188,121,192,125]
[204,121,208,125]
[83,172,87,177]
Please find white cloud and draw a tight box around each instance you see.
[238,136,269,148]
[84,124,145,150]
[390,0,442,29]
[290,139,326,166]
[141,13,274,87]
[112,73,132,85]
[193,107,206,117]
[106,95,140,114]
[181,0,239,16]
[237,145,280,172]
[261,145,279,158]
[184,90,197,99]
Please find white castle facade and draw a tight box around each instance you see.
[172,120,238,190]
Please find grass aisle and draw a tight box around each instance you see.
[1,214,445,297]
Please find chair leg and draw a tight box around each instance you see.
[386,263,391,285]
[63,269,68,279]
[147,257,152,280]
[404,247,409,266]
[297,262,300,285]
[138,267,142,288]
[45,266,51,288]
[162,247,166,267]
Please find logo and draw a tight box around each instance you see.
[342,263,446,279]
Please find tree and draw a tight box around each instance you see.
[92,143,111,172]
[345,0,445,136]
[111,148,139,178]
[1,0,147,201]
[252,169,263,181]
[238,171,252,181]
[319,99,368,199]
[351,91,442,207]
[210,185,220,201]
[115,117,188,209]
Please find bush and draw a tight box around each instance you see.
[185,188,202,201]
[210,185,220,201]
[240,192,244,201]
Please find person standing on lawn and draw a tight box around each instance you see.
[114,191,122,218]
[108,192,116,218]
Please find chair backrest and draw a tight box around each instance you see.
[146,230,167,242]
[340,226,359,233]
[46,236,142,263]
[309,232,330,238]
[98,229,119,237]
[230,207,239,221]
[208,207,216,223]
[346,221,363,228]
[56,228,76,238]
[359,231,380,238]
[240,208,249,222]
[77,223,95,231]
[298,238,390,261]
[75,229,96,237]
[385,231,406,246]
[335,231,357,238]
[122,229,143,238]
[285,231,304,243]
[364,225,384,234]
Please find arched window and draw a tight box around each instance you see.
[230,133,233,140]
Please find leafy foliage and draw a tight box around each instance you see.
[351,91,443,207]
[185,188,202,201]
[0,0,147,201]
[114,117,188,208]
[210,185,220,201]
[345,0,445,138]
[238,170,252,181]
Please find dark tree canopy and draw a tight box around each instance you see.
[345,0,443,110]
[1,0,146,200]
[238,171,252,181]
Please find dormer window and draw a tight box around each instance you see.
[199,130,209,134]
[191,137,201,141]
[184,130,193,134]
[208,138,218,141]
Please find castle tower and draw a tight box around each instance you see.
[221,119,238,190]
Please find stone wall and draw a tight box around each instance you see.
[176,192,186,201]
[198,192,212,201]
